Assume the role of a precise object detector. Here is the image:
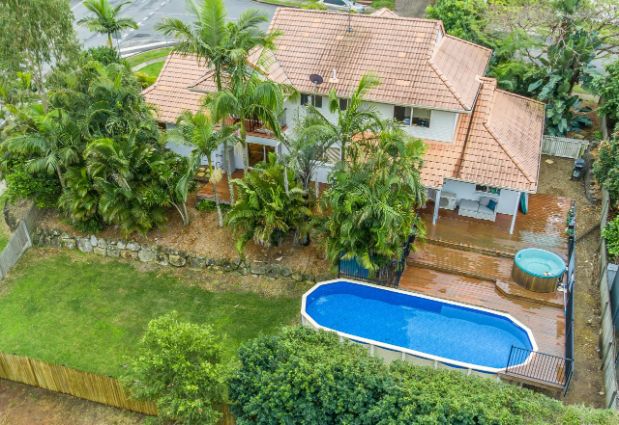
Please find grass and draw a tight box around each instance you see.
[137,61,165,79]
[126,48,173,68]
[0,249,300,376]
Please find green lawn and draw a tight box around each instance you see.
[137,61,165,79]
[0,250,300,376]
[126,48,173,68]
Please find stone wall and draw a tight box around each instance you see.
[31,228,331,283]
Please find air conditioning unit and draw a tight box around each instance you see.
[439,191,457,210]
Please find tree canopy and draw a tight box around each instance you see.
[0,0,79,90]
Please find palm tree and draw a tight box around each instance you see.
[157,0,277,202]
[209,73,285,174]
[301,74,383,163]
[168,111,238,227]
[78,0,138,49]
[321,122,426,276]
[0,104,81,190]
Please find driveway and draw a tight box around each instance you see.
[70,0,276,51]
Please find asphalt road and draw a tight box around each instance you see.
[70,0,276,51]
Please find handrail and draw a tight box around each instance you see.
[505,345,573,390]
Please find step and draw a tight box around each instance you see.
[495,280,564,308]
[423,237,515,259]
[408,242,513,283]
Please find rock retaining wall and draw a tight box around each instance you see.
[31,228,331,283]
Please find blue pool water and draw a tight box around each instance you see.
[304,281,534,370]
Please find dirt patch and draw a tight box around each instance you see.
[537,156,605,408]
[0,379,144,425]
[39,193,330,277]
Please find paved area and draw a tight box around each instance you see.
[70,0,276,50]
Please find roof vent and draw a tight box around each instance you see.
[329,69,339,84]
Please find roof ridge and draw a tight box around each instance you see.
[275,7,444,26]
[141,53,175,95]
[495,86,546,107]
[443,34,492,54]
[428,58,470,111]
[480,85,535,183]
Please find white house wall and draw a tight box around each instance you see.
[442,179,520,215]
[283,99,458,143]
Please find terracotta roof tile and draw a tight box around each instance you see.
[142,54,209,123]
[266,8,491,111]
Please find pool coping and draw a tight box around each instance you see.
[301,278,539,374]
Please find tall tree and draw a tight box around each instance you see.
[0,0,79,95]
[321,123,426,275]
[593,60,619,137]
[208,73,286,173]
[426,0,491,47]
[78,0,138,49]
[157,0,277,202]
[487,0,619,135]
[168,111,238,226]
[300,74,383,163]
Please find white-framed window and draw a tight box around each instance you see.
[475,185,501,195]
[339,98,348,111]
[300,93,322,108]
[393,106,432,128]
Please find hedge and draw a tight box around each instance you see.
[229,327,617,425]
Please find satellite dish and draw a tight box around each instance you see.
[309,74,324,85]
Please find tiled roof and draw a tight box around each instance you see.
[265,8,491,111]
[455,78,544,192]
[371,8,400,18]
[142,54,208,123]
[141,11,543,193]
[436,78,544,193]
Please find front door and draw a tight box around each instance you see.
[248,143,275,166]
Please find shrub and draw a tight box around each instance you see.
[230,327,618,425]
[123,312,228,425]
[134,71,157,89]
[226,153,312,252]
[84,46,122,65]
[603,216,619,260]
[3,163,61,208]
[229,327,393,424]
[594,137,619,203]
[196,199,229,213]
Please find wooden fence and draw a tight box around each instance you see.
[542,135,589,159]
[0,352,235,423]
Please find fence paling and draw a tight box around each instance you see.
[541,136,589,159]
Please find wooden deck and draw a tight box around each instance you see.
[401,193,572,388]
[419,193,571,257]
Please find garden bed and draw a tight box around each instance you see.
[0,249,305,377]
[38,192,331,278]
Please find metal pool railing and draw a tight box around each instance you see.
[504,346,573,391]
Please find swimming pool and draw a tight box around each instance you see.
[302,280,537,373]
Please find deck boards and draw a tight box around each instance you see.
[401,193,571,374]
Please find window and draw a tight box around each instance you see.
[393,105,411,125]
[412,108,431,128]
[300,93,322,108]
[339,98,348,111]
[475,185,501,195]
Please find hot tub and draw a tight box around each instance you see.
[512,248,566,293]
[302,280,536,373]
